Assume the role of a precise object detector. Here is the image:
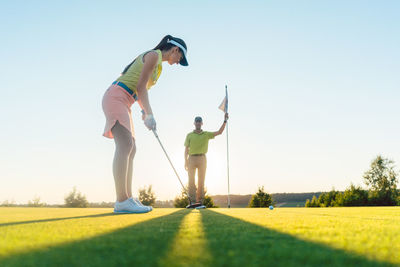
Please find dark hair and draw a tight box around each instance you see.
[121,35,181,75]
[153,35,175,51]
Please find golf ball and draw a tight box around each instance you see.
[269,205,274,210]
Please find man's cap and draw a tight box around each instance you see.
[194,116,202,122]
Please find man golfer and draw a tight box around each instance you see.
[184,113,229,206]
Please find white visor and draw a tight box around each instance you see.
[167,39,187,57]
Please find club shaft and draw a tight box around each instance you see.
[152,130,191,201]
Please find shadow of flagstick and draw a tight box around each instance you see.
[199,209,395,267]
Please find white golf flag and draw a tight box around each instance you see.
[219,86,228,113]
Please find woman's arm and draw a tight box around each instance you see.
[136,51,158,115]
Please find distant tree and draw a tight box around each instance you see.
[363,155,399,206]
[174,186,217,208]
[341,184,369,206]
[305,195,320,207]
[64,187,88,208]
[138,185,156,206]
[318,188,341,207]
[317,193,327,207]
[203,194,218,208]
[1,199,16,207]
[199,189,218,208]
[271,192,323,205]
[174,189,189,208]
[335,192,346,207]
[28,196,45,207]
[249,186,273,207]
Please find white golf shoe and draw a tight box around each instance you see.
[114,198,150,214]
[131,197,153,211]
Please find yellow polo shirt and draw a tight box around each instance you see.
[184,131,215,155]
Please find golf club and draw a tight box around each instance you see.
[152,129,202,209]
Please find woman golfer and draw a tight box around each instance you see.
[102,35,188,213]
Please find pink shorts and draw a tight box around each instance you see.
[102,84,136,139]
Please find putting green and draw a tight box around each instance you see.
[0,207,399,266]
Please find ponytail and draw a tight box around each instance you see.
[153,35,175,51]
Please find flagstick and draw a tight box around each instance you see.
[224,85,231,208]
[220,85,231,208]
[226,118,231,208]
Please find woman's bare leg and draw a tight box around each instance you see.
[111,121,134,202]
[126,138,136,198]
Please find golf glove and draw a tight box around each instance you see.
[144,114,156,131]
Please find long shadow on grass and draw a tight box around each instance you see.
[200,209,395,267]
[0,212,116,227]
[0,209,190,267]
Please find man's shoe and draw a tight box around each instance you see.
[186,202,203,209]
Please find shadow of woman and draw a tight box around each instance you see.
[0,209,190,267]
[0,212,117,228]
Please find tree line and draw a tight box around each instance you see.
[306,155,400,207]
[3,155,398,208]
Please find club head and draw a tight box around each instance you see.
[186,203,203,209]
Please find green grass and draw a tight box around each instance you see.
[276,201,305,207]
[0,207,399,266]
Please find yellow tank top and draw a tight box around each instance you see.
[116,49,163,94]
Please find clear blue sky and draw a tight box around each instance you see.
[1,1,399,204]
